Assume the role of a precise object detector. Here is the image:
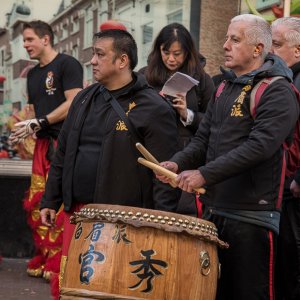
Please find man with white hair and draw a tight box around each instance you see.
[157,14,299,299]
[271,17,300,300]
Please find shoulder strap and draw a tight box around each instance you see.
[215,80,226,99]
[290,83,300,102]
[293,72,300,89]
[250,76,284,118]
[99,85,142,144]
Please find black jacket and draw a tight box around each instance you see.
[41,73,180,212]
[139,66,215,149]
[290,61,300,185]
[171,54,299,211]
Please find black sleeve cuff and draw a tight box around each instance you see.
[37,116,50,130]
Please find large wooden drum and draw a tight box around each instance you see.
[60,204,228,300]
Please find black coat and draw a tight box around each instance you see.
[171,54,299,211]
[41,73,180,212]
[139,66,215,149]
[290,61,300,185]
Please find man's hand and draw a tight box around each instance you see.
[177,170,206,193]
[156,161,179,184]
[290,180,300,198]
[9,118,44,145]
[40,208,57,227]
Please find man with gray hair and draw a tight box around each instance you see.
[157,14,299,299]
[271,17,300,300]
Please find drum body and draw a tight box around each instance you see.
[60,204,227,300]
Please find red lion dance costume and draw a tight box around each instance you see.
[24,138,64,300]
[8,107,64,300]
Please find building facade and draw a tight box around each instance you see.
[0,2,33,133]
[0,0,249,133]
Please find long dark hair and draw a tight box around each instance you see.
[146,23,204,87]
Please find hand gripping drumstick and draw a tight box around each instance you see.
[136,143,205,194]
[136,143,177,188]
[137,157,206,195]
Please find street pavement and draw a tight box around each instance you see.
[0,258,52,299]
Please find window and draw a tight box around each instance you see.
[166,0,183,24]
[84,63,93,85]
[71,14,79,34]
[142,23,153,45]
[140,22,153,69]
[167,10,183,24]
[54,33,58,45]
[84,6,93,48]
[167,0,183,11]
[145,4,150,13]
[72,45,79,60]
[53,26,59,45]
[0,49,4,67]
[63,18,69,27]
[61,23,68,40]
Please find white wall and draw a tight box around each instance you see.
[115,0,190,71]
[11,35,29,64]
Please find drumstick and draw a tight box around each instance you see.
[138,157,206,194]
[136,143,177,188]
[136,143,159,164]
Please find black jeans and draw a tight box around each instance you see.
[206,214,277,300]
[276,195,300,300]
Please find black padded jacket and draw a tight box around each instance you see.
[171,54,299,211]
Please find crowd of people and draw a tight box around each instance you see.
[4,13,300,300]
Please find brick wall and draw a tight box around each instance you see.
[199,0,240,76]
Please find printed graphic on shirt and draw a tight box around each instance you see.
[116,101,137,131]
[45,71,57,95]
[231,85,251,117]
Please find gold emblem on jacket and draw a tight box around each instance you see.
[231,85,252,117]
[116,101,137,131]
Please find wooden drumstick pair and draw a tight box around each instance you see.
[136,143,205,194]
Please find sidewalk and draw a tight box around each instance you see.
[0,258,52,299]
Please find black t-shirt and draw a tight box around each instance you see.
[72,79,136,203]
[27,53,83,138]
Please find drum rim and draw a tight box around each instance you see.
[60,287,145,299]
[71,204,228,249]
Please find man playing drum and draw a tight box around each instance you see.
[39,29,180,288]
[157,14,299,300]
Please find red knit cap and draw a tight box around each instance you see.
[99,20,127,31]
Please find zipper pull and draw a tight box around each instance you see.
[81,95,88,104]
